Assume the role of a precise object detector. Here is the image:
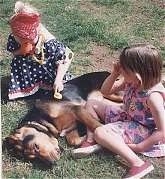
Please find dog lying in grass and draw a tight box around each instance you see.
[4,71,123,164]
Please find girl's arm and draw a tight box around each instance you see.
[101,62,125,101]
[101,77,125,102]
[54,47,73,92]
[128,92,165,152]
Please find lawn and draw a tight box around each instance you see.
[1,0,165,178]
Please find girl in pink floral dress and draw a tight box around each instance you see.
[72,44,165,179]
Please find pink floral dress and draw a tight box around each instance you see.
[104,82,165,157]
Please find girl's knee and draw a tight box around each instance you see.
[94,124,118,142]
[94,126,105,142]
[85,99,102,111]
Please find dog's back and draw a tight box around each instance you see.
[62,71,110,102]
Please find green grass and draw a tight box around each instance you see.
[1,0,165,178]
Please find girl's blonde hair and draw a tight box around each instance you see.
[119,44,162,89]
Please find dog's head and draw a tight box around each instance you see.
[5,125,61,164]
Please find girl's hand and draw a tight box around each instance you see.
[112,61,121,76]
[53,80,64,92]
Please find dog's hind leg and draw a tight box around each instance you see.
[66,129,86,146]
[73,106,102,132]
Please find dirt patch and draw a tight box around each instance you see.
[87,44,119,72]
[78,1,106,18]
[79,43,165,87]
[76,43,120,72]
[162,62,165,86]
[151,0,165,8]
[77,43,165,76]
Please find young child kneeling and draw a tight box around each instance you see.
[7,1,74,100]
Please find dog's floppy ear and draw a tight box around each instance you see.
[4,134,36,160]
[5,135,23,151]
[4,129,24,152]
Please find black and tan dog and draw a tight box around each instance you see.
[4,71,122,164]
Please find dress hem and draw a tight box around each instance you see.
[9,84,53,100]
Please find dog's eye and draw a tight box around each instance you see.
[34,143,40,152]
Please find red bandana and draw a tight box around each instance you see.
[9,12,40,41]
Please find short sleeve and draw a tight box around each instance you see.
[7,34,21,52]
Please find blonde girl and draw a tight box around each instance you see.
[7,1,74,100]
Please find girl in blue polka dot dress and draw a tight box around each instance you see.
[7,1,74,100]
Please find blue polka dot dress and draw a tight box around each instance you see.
[7,34,73,100]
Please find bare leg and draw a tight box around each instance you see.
[94,125,144,167]
[85,99,108,143]
[85,99,121,143]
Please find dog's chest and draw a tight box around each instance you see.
[53,111,77,132]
